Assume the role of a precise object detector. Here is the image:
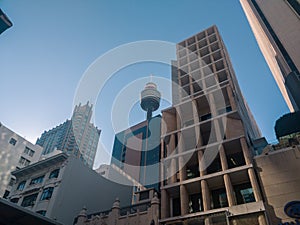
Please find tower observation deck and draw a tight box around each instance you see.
[140,82,161,120]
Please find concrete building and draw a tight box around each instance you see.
[255,133,300,225]
[8,153,132,225]
[0,122,43,199]
[111,115,161,191]
[160,25,267,225]
[74,188,159,225]
[36,102,101,168]
[240,0,300,111]
[0,8,13,35]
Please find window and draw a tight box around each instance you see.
[172,198,181,216]
[287,0,300,16]
[19,157,30,166]
[36,210,46,216]
[189,193,203,213]
[10,198,19,203]
[9,178,16,186]
[139,191,149,201]
[234,183,255,204]
[17,181,26,190]
[9,138,17,146]
[3,190,10,199]
[40,187,54,200]
[211,188,228,209]
[21,193,38,207]
[49,169,59,179]
[30,176,44,185]
[24,147,35,157]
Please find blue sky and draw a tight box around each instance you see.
[0,1,289,168]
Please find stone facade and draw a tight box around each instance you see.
[8,153,133,225]
[75,189,159,225]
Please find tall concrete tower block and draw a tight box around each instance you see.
[160,25,267,225]
[240,0,300,111]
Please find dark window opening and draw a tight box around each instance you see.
[21,193,38,207]
[200,113,212,122]
[207,156,222,174]
[49,169,60,179]
[9,138,17,146]
[139,191,149,201]
[17,181,26,190]
[227,152,246,169]
[10,198,19,203]
[189,193,203,213]
[30,175,44,185]
[40,187,54,200]
[3,190,10,199]
[211,188,228,209]
[234,183,255,204]
[172,198,181,216]
[186,164,200,179]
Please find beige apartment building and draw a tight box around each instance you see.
[240,0,300,111]
[0,122,43,198]
[160,26,267,225]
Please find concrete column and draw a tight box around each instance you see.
[226,85,237,111]
[240,137,252,165]
[178,132,187,182]
[161,189,169,219]
[201,180,210,211]
[219,145,228,171]
[258,214,267,225]
[198,150,207,176]
[248,168,262,201]
[208,93,217,117]
[224,174,236,206]
[161,139,166,185]
[168,134,177,184]
[180,184,189,215]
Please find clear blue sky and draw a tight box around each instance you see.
[0,0,289,168]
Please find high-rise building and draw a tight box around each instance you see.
[0,8,13,35]
[36,102,101,168]
[0,122,43,198]
[160,25,267,224]
[111,115,161,191]
[240,0,300,111]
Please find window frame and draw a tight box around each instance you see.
[17,181,26,190]
[49,169,60,179]
[30,175,44,185]
[40,187,54,201]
